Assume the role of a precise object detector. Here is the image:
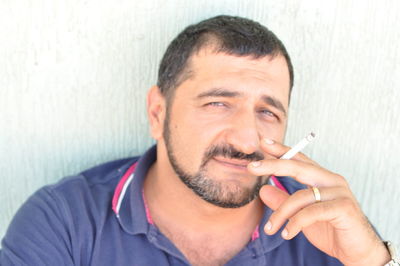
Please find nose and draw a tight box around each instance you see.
[224,112,261,155]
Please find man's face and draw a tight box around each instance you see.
[161,48,290,208]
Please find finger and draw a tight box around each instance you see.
[261,138,317,165]
[264,187,350,235]
[248,159,347,188]
[259,185,289,211]
[281,198,357,240]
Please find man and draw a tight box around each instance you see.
[0,15,397,266]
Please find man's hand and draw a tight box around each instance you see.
[247,139,391,266]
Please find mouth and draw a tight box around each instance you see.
[212,156,251,171]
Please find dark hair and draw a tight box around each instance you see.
[157,15,294,100]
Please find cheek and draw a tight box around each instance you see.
[167,114,216,169]
[175,108,225,142]
[190,119,228,150]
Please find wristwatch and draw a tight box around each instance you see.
[384,241,400,266]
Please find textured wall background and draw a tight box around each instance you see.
[1,0,399,246]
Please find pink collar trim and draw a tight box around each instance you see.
[112,162,138,216]
[142,189,154,224]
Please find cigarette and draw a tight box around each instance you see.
[279,132,316,160]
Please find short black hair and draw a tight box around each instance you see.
[157,15,294,100]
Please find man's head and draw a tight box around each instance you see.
[157,15,293,102]
[148,15,292,208]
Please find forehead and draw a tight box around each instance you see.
[179,49,291,107]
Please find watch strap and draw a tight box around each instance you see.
[384,241,400,266]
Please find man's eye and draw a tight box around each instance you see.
[206,102,226,107]
[260,109,277,118]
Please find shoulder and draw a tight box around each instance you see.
[44,156,139,202]
[43,156,140,218]
[0,156,140,265]
[51,156,139,191]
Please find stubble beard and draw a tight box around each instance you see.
[162,107,268,208]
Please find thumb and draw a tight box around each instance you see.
[259,185,289,211]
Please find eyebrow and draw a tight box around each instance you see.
[196,88,287,116]
[197,88,239,98]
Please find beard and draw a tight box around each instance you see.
[163,108,268,208]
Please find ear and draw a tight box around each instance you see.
[147,85,166,140]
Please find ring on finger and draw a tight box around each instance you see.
[312,186,321,202]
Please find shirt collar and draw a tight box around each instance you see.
[113,145,157,235]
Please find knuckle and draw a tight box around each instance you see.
[288,215,299,227]
[288,214,305,231]
[269,210,281,223]
[291,162,302,177]
[271,206,285,220]
[339,198,357,214]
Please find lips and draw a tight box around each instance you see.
[212,156,251,169]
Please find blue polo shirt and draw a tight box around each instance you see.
[1,146,342,265]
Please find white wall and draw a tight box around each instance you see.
[1,0,399,245]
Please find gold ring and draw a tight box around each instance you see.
[312,187,321,202]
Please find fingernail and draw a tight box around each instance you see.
[281,228,288,239]
[264,138,274,145]
[265,221,272,231]
[250,161,261,167]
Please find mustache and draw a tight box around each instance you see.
[202,144,265,166]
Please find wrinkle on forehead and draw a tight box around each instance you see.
[174,47,291,108]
